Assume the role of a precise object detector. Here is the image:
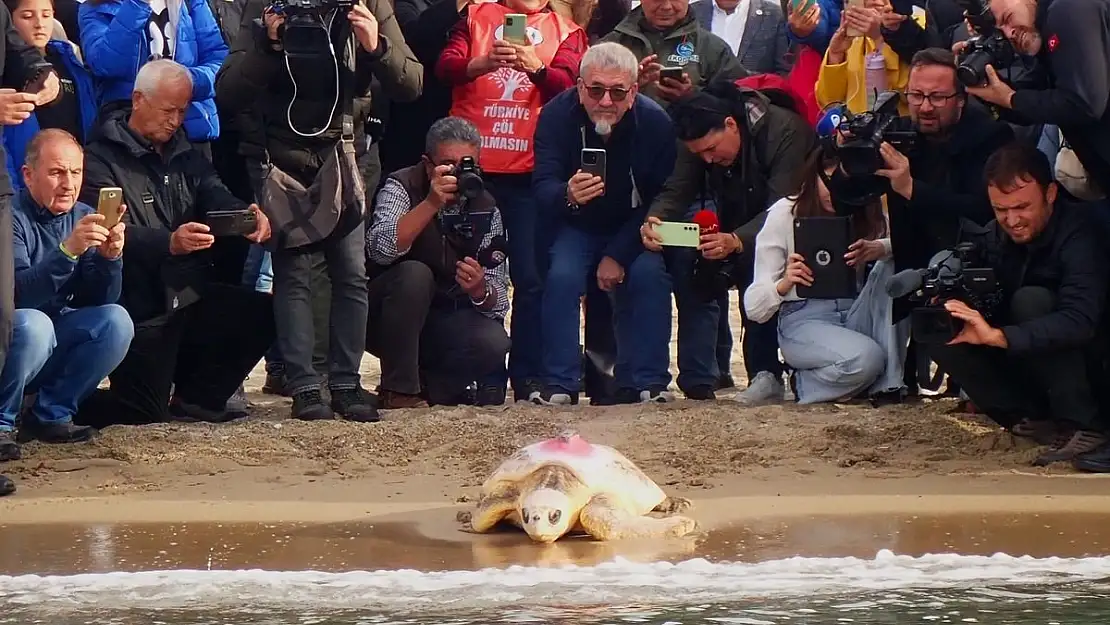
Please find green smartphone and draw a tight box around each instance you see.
[792,0,816,12]
[503,13,527,44]
[654,221,701,248]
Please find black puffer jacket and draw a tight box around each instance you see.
[80,114,247,323]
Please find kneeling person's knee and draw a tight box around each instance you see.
[1009,286,1055,324]
[13,309,56,361]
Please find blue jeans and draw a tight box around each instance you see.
[243,244,283,374]
[490,174,544,391]
[777,260,907,404]
[542,227,673,393]
[0,306,134,429]
[665,246,721,391]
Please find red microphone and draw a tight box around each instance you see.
[692,209,719,235]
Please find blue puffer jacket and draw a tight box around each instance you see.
[78,0,228,141]
[3,40,98,195]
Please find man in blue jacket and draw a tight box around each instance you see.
[531,41,676,406]
[0,129,135,496]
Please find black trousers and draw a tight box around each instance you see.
[365,261,511,405]
[76,284,275,427]
[0,199,13,376]
[927,286,1103,430]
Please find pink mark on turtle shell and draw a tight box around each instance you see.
[537,434,594,456]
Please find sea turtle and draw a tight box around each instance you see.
[457,430,697,543]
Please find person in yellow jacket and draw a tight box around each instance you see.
[815,0,924,115]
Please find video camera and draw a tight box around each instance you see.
[835,91,919,177]
[954,0,1015,87]
[887,243,1003,344]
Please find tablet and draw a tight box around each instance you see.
[793,216,859,300]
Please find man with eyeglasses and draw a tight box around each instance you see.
[530,42,677,406]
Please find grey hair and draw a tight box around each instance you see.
[579,42,639,83]
[24,128,81,169]
[134,59,193,96]
[425,116,482,156]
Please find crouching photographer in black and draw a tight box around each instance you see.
[919,142,1110,469]
[364,117,510,409]
[215,0,422,422]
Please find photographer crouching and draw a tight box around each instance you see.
[921,142,1110,469]
[365,117,510,408]
[216,0,422,422]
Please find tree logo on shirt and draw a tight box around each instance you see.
[489,67,532,101]
[1047,34,1059,53]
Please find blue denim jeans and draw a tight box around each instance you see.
[243,244,283,374]
[665,246,721,391]
[0,305,134,429]
[489,174,544,391]
[541,227,673,393]
[777,260,907,404]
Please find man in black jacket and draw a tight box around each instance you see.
[78,60,276,427]
[641,82,814,405]
[927,142,1109,467]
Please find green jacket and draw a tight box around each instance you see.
[601,8,748,105]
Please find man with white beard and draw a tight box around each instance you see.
[529,42,678,406]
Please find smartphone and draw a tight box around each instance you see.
[792,0,816,12]
[206,209,258,237]
[96,187,124,228]
[653,221,701,248]
[845,0,865,37]
[580,148,606,183]
[503,13,527,44]
[659,66,684,82]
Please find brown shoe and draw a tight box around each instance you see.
[1012,418,1064,446]
[378,390,428,410]
[1033,429,1107,466]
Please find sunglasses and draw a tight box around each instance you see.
[582,84,631,102]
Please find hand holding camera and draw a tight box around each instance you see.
[429,164,458,210]
[170,223,215,255]
[263,8,285,42]
[63,213,111,257]
[874,141,913,199]
[944,299,1006,347]
[567,171,604,205]
[777,253,814,295]
[348,4,380,53]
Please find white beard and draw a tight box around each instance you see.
[594,120,612,136]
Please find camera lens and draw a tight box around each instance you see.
[957,49,992,87]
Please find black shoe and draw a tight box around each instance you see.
[0,474,14,497]
[1033,429,1107,467]
[169,399,245,424]
[18,420,94,444]
[1073,442,1110,473]
[715,374,736,391]
[262,371,289,396]
[684,385,716,401]
[513,379,543,403]
[330,388,379,423]
[0,431,20,461]
[291,388,335,421]
[476,385,506,406]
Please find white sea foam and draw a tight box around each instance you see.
[1,550,1109,613]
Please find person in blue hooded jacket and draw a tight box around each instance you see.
[78,0,228,143]
[783,0,841,53]
[2,0,96,194]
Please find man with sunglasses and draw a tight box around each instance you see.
[530,42,677,406]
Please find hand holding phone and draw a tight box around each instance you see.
[568,170,604,205]
[502,13,527,44]
[97,187,125,228]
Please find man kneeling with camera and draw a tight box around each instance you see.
[365,117,510,408]
[923,141,1110,468]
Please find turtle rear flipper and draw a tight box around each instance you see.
[653,496,693,515]
[579,494,697,541]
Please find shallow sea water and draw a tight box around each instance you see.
[2,512,1110,624]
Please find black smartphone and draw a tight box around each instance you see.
[206,209,258,237]
[793,215,858,300]
[660,66,684,83]
[580,148,607,183]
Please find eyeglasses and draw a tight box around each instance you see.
[582,83,632,102]
[905,91,960,106]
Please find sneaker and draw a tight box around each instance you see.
[378,390,428,410]
[18,419,95,444]
[225,385,252,417]
[476,385,507,406]
[0,431,20,461]
[531,387,578,406]
[330,388,380,423]
[513,379,543,403]
[262,371,288,396]
[683,385,716,401]
[729,371,786,406]
[639,388,675,403]
[291,388,334,421]
[0,474,13,497]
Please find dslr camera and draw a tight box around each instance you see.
[452,156,485,201]
[905,243,1003,344]
[269,0,354,56]
[835,91,919,177]
[954,0,1015,87]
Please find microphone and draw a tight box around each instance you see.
[477,234,508,269]
[692,209,719,235]
[887,268,926,298]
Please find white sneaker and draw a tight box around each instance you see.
[639,389,675,403]
[729,371,785,406]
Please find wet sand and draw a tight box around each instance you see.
[3,510,1110,575]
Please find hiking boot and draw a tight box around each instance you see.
[18,419,95,444]
[475,385,506,406]
[1033,428,1107,466]
[0,431,20,461]
[378,390,428,410]
[169,399,245,424]
[291,388,334,421]
[729,371,786,406]
[531,386,578,406]
[683,385,716,401]
[331,388,380,423]
[225,385,252,418]
[262,371,288,396]
[0,474,13,497]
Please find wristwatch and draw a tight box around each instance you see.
[471,284,492,307]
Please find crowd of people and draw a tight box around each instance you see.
[0,0,1106,498]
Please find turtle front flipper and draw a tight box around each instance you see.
[463,485,520,533]
[579,494,698,541]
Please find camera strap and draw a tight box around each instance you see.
[334,7,356,146]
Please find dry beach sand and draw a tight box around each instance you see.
[3,293,1110,542]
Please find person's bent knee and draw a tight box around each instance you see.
[382,260,436,299]
[88,304,136,349]
[470,322,511,376]
[13,309,56,360]
[1009,286,1055,324]
[624,251,671,295]
[838,339,885,388]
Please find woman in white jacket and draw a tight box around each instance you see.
[743,147,907,404]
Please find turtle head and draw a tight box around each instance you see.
[519,488,573,543]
